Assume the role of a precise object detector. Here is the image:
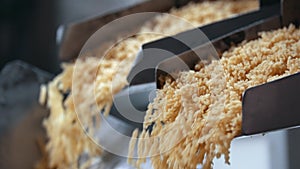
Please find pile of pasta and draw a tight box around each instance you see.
[37,1,258,168]
[129,25,300,169]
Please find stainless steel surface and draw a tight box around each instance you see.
[242,72,300,135]
[110,82,156,129]
[58,0,194,61]
[154,2,280,88]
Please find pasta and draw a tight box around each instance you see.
[37,1,258,168]
[129,25,300,169]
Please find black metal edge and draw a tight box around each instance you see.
[241,72,300,135]
[127,3,281,86]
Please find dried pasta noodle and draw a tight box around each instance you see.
[129,25,300,169]
[37,1,258,168]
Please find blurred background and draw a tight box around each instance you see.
[0,0,143,74]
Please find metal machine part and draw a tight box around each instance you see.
[154,0,300,135]
[0,61,52,169]
[242,72,300,135]
[58,0,300,135]
[108,0,277,128]
[128,1,280,85]
[58,0,194,61]
[0,61,139,169]
[0,0,299,168]
[109,0,300,134]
